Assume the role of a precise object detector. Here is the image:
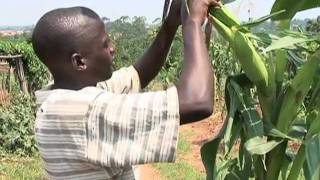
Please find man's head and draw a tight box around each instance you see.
[32,7,115,89]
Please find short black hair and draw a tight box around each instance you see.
[32,7,101,63]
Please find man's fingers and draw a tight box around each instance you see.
[209,0,222,8]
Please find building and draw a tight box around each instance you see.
[0,30,24,37]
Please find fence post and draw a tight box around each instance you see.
[15,57,29,95]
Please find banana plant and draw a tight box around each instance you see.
[199,0,320,179]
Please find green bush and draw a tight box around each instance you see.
[0,93,37,156]
[0,38,50,92]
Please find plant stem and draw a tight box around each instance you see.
[287,145,305,180]
[266,141,288,180]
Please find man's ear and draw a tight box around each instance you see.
[71,53,87,71]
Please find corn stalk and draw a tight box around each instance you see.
[200,0,320,179]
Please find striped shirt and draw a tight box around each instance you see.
[35,66,180,180]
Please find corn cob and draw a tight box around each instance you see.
[209,6,240,29]
[210,16,234,42]
[232,31,269,95]
[209,6,270,96]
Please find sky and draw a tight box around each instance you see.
[0,0,319,26]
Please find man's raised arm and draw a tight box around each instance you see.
[177,0,220,124]
[133,0,181,89]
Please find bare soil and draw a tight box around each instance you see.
[138,111,225,180]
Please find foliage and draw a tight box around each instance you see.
[106,16,236,89]
[0,92,37,156]
[107,16,152,69]
[201,0,320,179]
[0,36,47,157]
[209,42,238,92]
[0,38,50,92]
[306,16,320,33]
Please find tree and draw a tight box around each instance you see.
[306,16,320,32]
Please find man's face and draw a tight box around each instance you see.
[79,19,115,83]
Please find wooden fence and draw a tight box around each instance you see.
[0,55,28,105]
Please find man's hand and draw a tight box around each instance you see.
[181,0,221,25]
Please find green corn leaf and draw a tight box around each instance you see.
[276,49,320,133]
[305,134,320,180]
[264,36,316,53]
[216,158,238,180]
[238,130,253,179]
[241,10,286,29]
[223,75,243,154]
[306,111,320,139]
[264,121,297,141]
[245,137,284,155]
[271,0,320,21]
[247,32,280,46]
[224,76,251,154]
[229,79,264,138]
[201,137,222,180]
[287,145,306,180]
[245,136,283,155]
[280,153,294,180]
[288,51,306,68]
[307,67,320,112]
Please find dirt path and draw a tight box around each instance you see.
[138,112,225,180]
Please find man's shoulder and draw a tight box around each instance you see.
[35,86,105,107]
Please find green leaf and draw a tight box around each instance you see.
[305,134,320,180]
[280,152,294,180]
[238,130,253,179]
[304,160,312,180]
[288,51,306,68]
[264,121,297,141]
[241,10,286,29]
[271,0,320,21]
[264,36,315,53]
[245,137,283,155]
[224,79,241,153]
[306,111,320,139]
[229,80,264,138]
[276,49,320,133]
[201,137,222,180]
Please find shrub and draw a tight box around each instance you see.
[0,92,37,156]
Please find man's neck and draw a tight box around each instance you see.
[52,79,93,90]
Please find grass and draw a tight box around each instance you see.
[0,154,44,180]
[177,131,192,155]
[155,162,205,180]
[154,130,206,180]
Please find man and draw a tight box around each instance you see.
[32,0,220,179]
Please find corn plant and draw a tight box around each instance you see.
[196,0,320,179]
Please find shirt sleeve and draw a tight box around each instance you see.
[85,86,180,168]
[96,66,141,94]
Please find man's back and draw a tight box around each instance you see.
[35,87,133,179]
[35,67,180,179]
